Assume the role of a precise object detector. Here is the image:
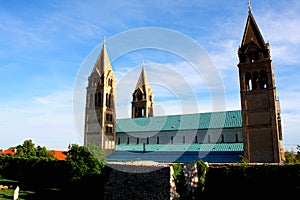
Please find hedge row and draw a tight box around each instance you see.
[173,162,300,199]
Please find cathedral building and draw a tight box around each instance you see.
[84,6,285,163]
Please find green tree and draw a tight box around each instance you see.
[284,151,298,164]
[15,139,36,157]
[87,143,106,165]
[36,145,54,158]
[66,144,106,181]
[9,139,54,159]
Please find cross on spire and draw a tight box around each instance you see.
[248,0,252,13]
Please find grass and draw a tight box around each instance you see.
[0,188,36,200]
[0,176,71,200]
[0,178,37,200]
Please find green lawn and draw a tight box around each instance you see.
[0,177,63,200]
[0,188,36,200]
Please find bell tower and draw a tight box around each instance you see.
[131,63,154,118]
[84,38,116,155]
[237,5,284,163]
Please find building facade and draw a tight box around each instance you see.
[84,7,285,163]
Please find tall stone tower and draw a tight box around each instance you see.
[131,63,154,118]
[237,6,284,163]
[84,38,116,155]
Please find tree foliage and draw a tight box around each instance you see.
[284,145,300,164]
[9,139,54,159]
[66,143,106,181]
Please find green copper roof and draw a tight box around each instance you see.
[116,110,241,133]
[116,143,243,152]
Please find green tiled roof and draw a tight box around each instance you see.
[116,143,243,152]
[116,110,241,133]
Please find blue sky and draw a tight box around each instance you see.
[0,0,299,151]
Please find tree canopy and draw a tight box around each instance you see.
[66,143,106,181]
[8,139,54,159]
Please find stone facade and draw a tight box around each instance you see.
[104,162,172,200]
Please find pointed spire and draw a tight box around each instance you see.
[241,5,265,49]
[135,62,149,90]
[92,37,113,75]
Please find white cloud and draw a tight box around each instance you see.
[0,88,81,150]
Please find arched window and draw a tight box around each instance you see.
[100,74,104,84]
[105,93,109,107]
[93,78,97,86]
[137,91,143,100]
[260,70,268,89]
[245,72,252,91]
[252,71,259,90]
[95,92,102,106]
[141,106,145,117]
[108,94,112,108]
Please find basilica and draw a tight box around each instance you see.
[84,6,285,163]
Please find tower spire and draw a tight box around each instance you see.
[131,62,154,118]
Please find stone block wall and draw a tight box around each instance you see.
[103,162,174,200]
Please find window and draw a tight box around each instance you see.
[108,78,113,87]
[221,135,225,143]
[235,134,239,142]
[156,136,159,144]
[106,126,112,134]
[260,70,268,89]
[136,138,139,144]
[171,136,173,144]
[106,93,109,107]
[195,135,198,143]
[95,92,102,106]
[146,137,149,144]
[127,137,129,145]
[183,136,185,144]
[137,91,143,100]
[252,71,259,90]
[245,72,252,91]
[118,137,120,145]
[106,113,113,122]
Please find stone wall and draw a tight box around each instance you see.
[103,162,175,200]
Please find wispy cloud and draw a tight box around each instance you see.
[0,88,81,150]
